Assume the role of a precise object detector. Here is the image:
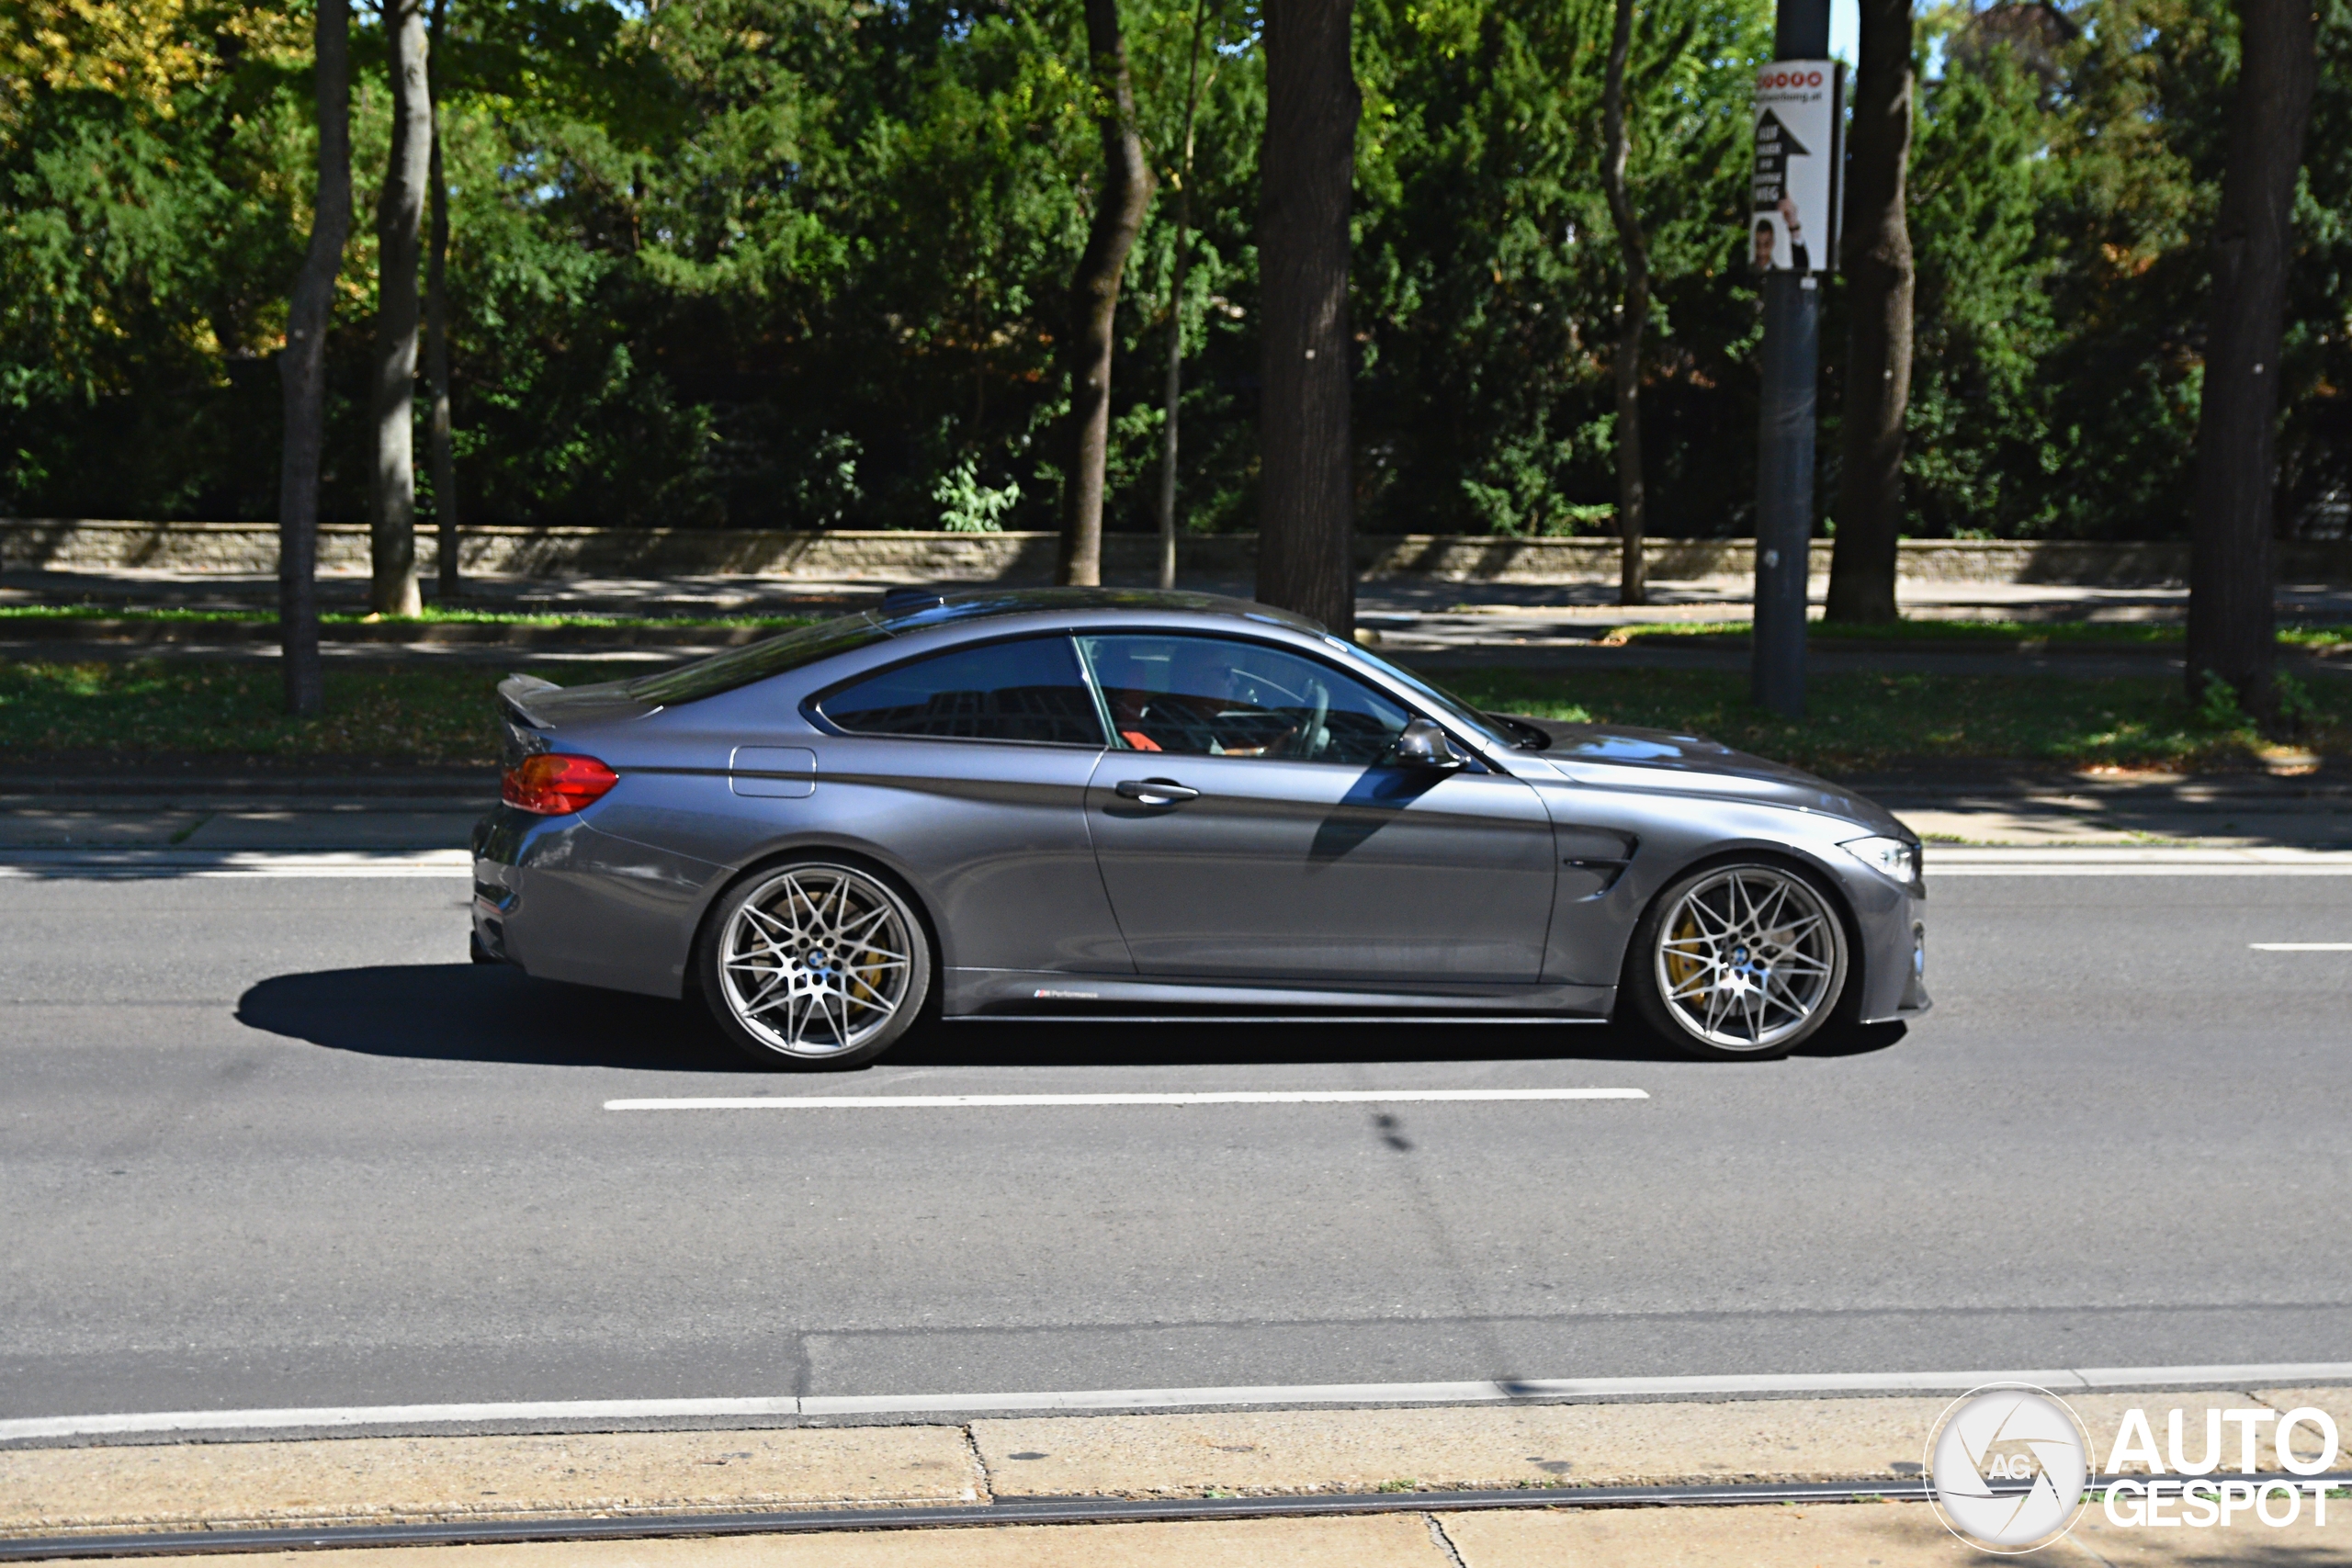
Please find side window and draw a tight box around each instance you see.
[1077,635,1411,766]
[818,637,1104,746]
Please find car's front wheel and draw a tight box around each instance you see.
[1625,862,1849,1062]
[698,861,932,1069]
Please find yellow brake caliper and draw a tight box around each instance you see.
[1665,911,1707,1004]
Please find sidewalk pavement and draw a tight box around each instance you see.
[6,1391,2346,1562]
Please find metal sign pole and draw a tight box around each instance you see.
[1751,0,1835,718]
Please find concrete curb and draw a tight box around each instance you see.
[5,1387,2346,1546]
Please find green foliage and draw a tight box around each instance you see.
[2195,668,2248,728]
[2278,0,2352,529]
[933,454,1020,532]
[1902,32,2057,535]
[1891,0,2349,540]
[0,0,308,515]
[2274,670,2323,731]
[1,0,2346,541]
[1351,0,1767,536]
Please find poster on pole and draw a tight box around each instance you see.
[1751,60,1843,274]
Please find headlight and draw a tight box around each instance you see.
[1839,835,1919,885]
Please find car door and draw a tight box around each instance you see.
[804,634,1131,975]
[1077,633,1556,984]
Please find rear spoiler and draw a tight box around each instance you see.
[497,673,563,731]
[495,671,656,739]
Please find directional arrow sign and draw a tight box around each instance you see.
[1751,107,1809,207]
[1751,62,1841,274]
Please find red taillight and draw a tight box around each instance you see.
[502,753,619,815]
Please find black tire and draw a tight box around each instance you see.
[1623,860,1850,1062]
[696,859,933,1070]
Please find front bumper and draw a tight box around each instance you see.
[1857,887,1930,1024]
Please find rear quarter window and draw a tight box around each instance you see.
[815,636,1104,746]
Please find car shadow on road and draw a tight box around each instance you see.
[236,964,742,1071]
[237,964,1906,1071]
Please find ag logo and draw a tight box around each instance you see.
[1926,1385,2093,1552]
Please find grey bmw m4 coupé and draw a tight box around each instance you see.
[473,589,1928,1066]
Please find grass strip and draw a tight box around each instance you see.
[1443,667,2348,773]
[0,660,609,765]
[4,660,2343,773]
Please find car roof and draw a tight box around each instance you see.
[876,586,1329,638]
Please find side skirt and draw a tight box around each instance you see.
[944,969,1615,1021]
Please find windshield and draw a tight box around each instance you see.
[1330,637,1530,750]
[627,612,892,706]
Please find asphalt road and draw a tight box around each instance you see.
[4,868,2347,1425]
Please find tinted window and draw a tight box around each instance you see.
[1078,635,1410,766]
[819,637,1103,745]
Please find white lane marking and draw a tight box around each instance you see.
[605,1089,1650,1111]
[2250,942,2352,951]
[12,1363,2352,1441]
[0,850,470,880]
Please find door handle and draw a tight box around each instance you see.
[1115,778,1200,805]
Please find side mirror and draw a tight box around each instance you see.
[1391,717,1467,771]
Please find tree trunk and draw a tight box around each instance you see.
[1256,0,1359,637]
[1600,0,1649,607]
[1155,207,1191,592]
[425,0,458,602]
[1057,0,1154,589]
[1155,0,1213,593]
[369,0,431,616]
[1825,0,1915,626]
[2186,0,2316,724]
[277,0,350,716]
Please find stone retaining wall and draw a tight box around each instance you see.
[6,519,2347,585]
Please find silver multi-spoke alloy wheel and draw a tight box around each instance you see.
[711,863,927,1063]
[1649,864,1847,1055]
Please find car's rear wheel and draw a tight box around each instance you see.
[1626,862,1849,1061]
[699,861,932,1069]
